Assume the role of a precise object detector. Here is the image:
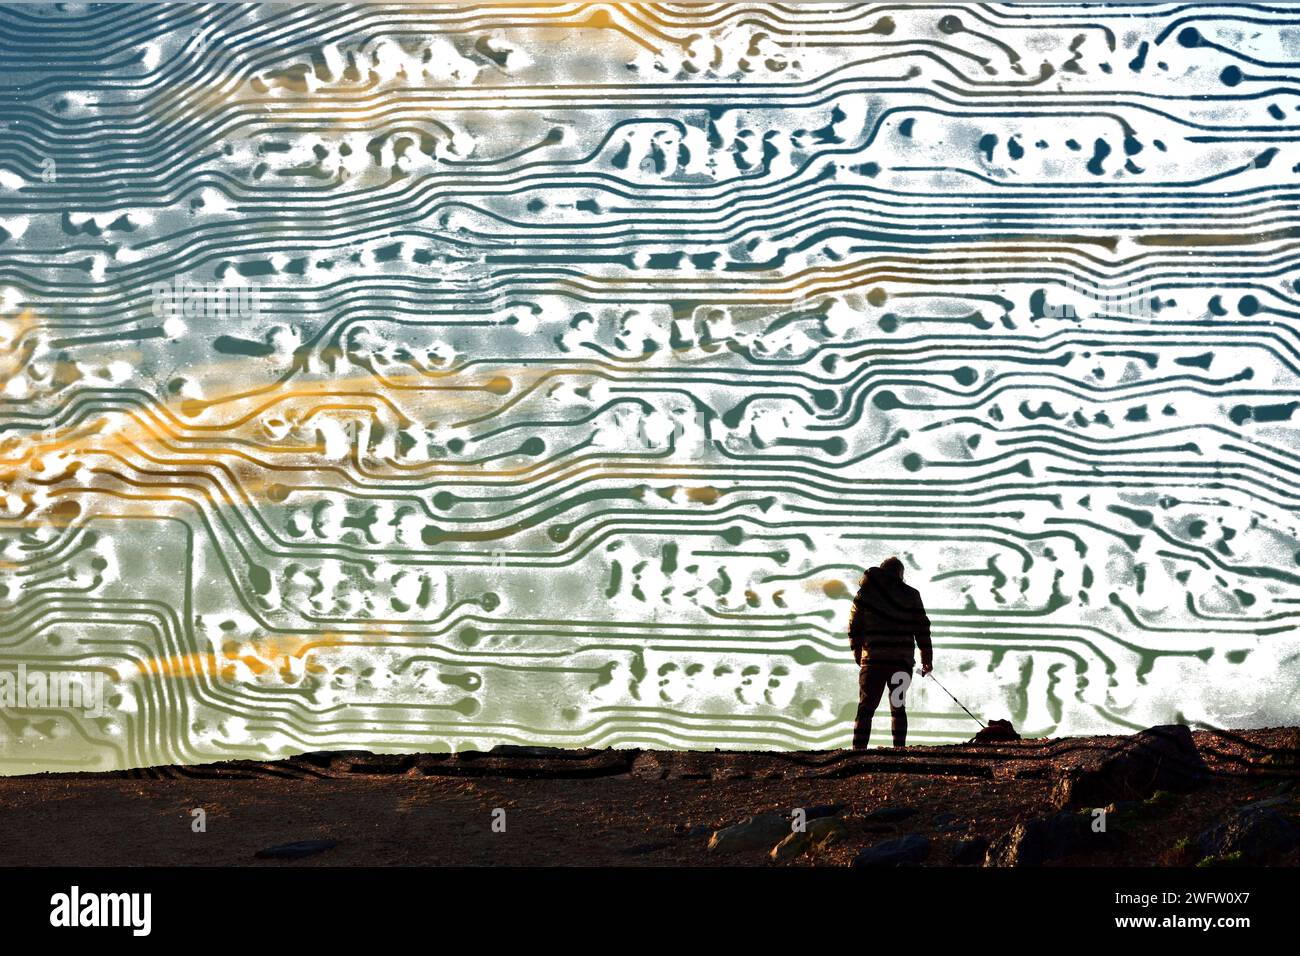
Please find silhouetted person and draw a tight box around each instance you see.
[847,556,932,749]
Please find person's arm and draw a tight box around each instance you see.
[848,598,863,666]
[913,592,933,675]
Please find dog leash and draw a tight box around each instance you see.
[924,672,986,730]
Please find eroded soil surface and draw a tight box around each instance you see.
[1,726,1296,866]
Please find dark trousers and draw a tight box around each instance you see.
[853,662,913,749]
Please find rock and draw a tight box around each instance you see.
[1051,724,1209,809]
[1102,792,1178,830]
[802,803,847,820]
[985,811,1100,867]
[1259,728,1300,766]
[488,745,559,757]
[296,752,336,769]
[808,817,848,848]
[254,839,338,860]
[1095,801,1144,834]
[1144,790,1179,814]
[686,824,713,838]
[708,813,791,853]
[1102,800,1143,818]
[631,752,667,780]
[1242,795,1292,811]
[1195,803,1300,864]
[851,833,930,867]
[769,817,847,863]
[863,806,918,824]
[770,830,812,863]
[347,755,415,774]
[932,811,960,826]
[951,836,990,865]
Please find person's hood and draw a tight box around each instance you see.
[866,565,908,592]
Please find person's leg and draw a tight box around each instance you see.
[852,664,889,749]
[887,667,914,747]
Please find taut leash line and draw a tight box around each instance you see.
[924,672,986,729]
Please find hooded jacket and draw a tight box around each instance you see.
[847,565,932,668]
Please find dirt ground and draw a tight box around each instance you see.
[0,727,1296,867]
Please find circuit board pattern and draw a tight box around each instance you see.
[1,2,1298,772]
